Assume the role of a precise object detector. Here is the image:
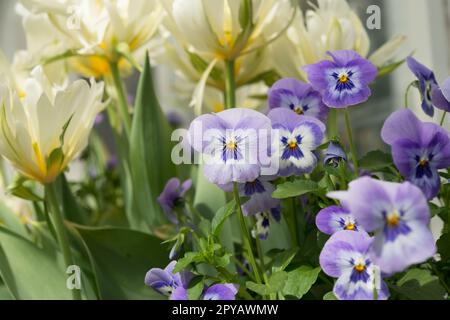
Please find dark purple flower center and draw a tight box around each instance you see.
[244,179,266,196]
[222,136,243,162]
[349,258,371,283]
[332,70,356,92]
[281,135,304,160]
[415,155,434,179]
[382,209,411,242]
[289,102,308,115]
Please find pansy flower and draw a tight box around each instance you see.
[251,207,281,240]
[329,177,436,275]
[324,141,347,167]
[431,77,450,112]
[316,206,362,235]
[158,178,192,224]
[188,109,272,185]
[407,57,438,117]
[304,50,377,108]
[145,261,193,300]
[268,108,326,177]
[320,230,389,300]
[381,109,450,199]
[268,78,329,121]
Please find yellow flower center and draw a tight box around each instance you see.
[419,159,428,167]
[338,74,349,83]
[387,210,400,227]
[227,141,237,151]
[345,222,356,231]
[354,263,366,273]
[288,140,298,149]
[294,106,304,115]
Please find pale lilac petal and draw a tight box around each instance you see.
[316,206,361,235]
[381,109,422,145]
[431,84,450,112]
[203,284,238,300]
[319,231,373,278]
[170,287,188,300]
[370,221,436,275]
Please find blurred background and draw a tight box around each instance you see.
[1,0,450,153]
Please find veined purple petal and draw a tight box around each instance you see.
[441,77,450,102]
[320,231,373,277]
[316,206,361,235]
[170,286,188,300]
[203,284,239,300]
[381,109,422,145]
[370,221,436,275]
[431,84,450,112]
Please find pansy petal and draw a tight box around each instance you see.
[370,221,436,275]
[316,206,360,234]
[203,284,238,300]
[319,230,372,278]
[328,178,391,232]
[327,50,365,66]
[381,109,422,145]
[170,286,188,300]
[431,84,450,112]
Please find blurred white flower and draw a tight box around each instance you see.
[162,0,296,61]
[270,0,406,79]
[0,67,107,184]
[17,0,164,77]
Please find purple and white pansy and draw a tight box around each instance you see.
[381,109,450,200]
[268,78,329,122]
[188,108,272,185]
[304,50,378,108]
[268,108,326,177]
[316,206,362,235]
[407,57,438,117]
[158,178,192,224]
[320,230,389,300]
[329,177,436,275]
[145,261,238,300]
[145,261,193,300]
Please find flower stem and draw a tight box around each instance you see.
[233,182,263,285]
[224,60,236,109]
[109,61,131,138]
[45,182,82,300]
[327,108,338,139]
[404,81,416,109]
[440,111,447,126]
[344,109,359,176]
[254,233,270,300]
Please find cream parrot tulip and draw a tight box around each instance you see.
[17,0,164,78]
[162,0,296,61]
[0,67,107,184]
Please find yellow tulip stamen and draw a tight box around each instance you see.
[32,142,47,177]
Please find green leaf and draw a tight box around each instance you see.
[188,52,223,82]
[358,150,393,171]
[377,57,407,78]
[323,291,337,300]
[187,276,204,300]
[0,203,28,238]
[57,175,89,225]
[129,55,176,229]
[271,247,298,272]
[72,226,169,300]
[437,233,450,262]
[211,200,236,238]
[272,180,321,199]
[7,176,42,202]
[0,226,72,300]
[174,252,201,274]
[394,268,446,300]
[246,271,288,296]
[282,266,321,299]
